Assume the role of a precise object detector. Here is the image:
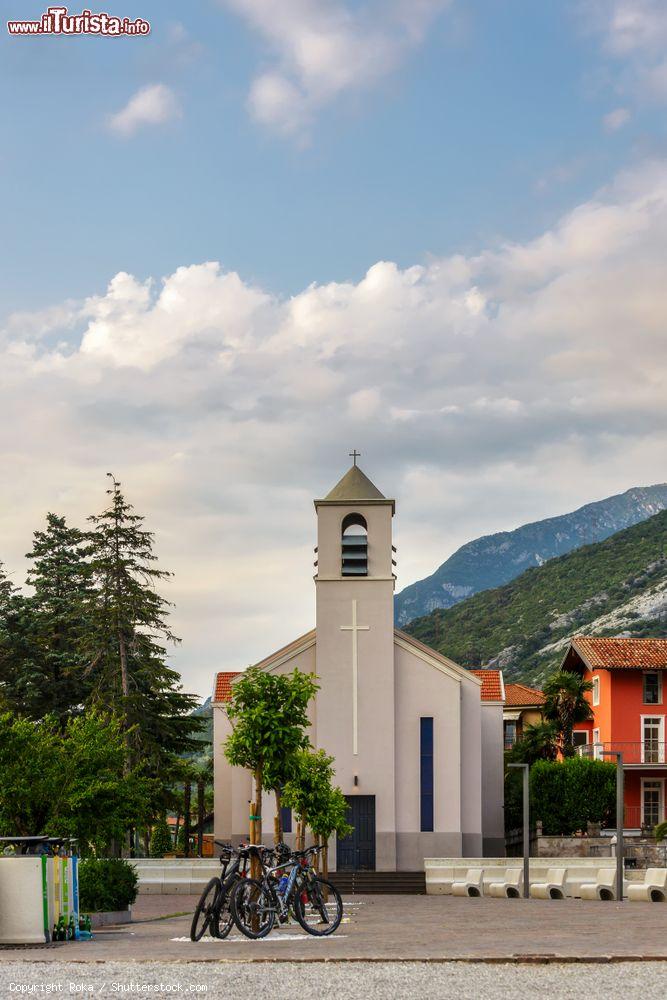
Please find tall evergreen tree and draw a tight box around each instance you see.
[18,513,92,722]
[83,475,201,782]
[0,561,33,715]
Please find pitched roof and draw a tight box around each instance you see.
[470,669,505,702]
[394,628,477,684]
[504,682,545,707]
[253,629,316,672]
[213,671,241,703]
[568,636,667,670]
[322,465,386,502]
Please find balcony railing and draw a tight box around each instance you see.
[577,741,667,766]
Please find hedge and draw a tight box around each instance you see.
[78,858,139,913]
[529,757,617,835]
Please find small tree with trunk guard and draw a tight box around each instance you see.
[282,749,352,881]
[223,666,318,869]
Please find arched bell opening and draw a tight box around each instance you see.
[341,513,368,576]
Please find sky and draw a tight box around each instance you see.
[1,0,666,698]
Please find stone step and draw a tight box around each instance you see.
[328,871,426,895]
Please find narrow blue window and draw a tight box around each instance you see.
[280,805,292,834]
[420,717,434,832]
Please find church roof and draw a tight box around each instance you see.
[321,464,386,502]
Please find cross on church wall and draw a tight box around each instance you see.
[340,599,370,756]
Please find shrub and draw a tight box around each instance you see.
[655,821,667,843]
[150,817,173,857]
[78,858,138,912]
[530,757,617,836]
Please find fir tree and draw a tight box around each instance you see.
[19,513,92,722]
[0,561,33,714]
[83,475,201,781]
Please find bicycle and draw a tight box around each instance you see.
[230,844,343,939]
[190,841,271,941]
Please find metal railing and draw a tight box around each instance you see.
[577,741,667,765]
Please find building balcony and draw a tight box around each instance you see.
[577,741,667,767]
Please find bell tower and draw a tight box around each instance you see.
[314,455,397,870]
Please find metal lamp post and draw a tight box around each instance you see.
[598,750,624,901]
[508,763,530,898]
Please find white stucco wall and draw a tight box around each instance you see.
[480,702,505,854]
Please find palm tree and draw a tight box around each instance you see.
[543,670,593,757]
[506,721,559,765]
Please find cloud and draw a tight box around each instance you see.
[1,161,667,695]
[108,84,181,137]
[221,0,451,136]
[584,1,667,101]
[602,106,630,131]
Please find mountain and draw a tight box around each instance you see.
[395,484,667,626]
[404,508,667,686]
[190,696,212,745]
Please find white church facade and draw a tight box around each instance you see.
[213,462,505,870]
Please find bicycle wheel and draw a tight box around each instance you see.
[214,882,235,939]
[190,877,222,941]
[231,877,275,939]
[294,877,343,936]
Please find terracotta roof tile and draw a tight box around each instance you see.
[213,671,241,703]
[572,636,667,670]
[504,682,545,707]
[470,669,504,702]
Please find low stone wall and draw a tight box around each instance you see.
[534,836,612,858]
[533,836,667,866]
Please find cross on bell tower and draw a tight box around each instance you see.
[349,449,361,466]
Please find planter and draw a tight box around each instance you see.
[89,908,132,928]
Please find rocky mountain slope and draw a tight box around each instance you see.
[404,509,667,686]
[395,484,667,626]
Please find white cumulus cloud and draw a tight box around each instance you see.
[1,161,667,696]
[221,0,451,136]
[108,83,181,138]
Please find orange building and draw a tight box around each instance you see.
[562,636,667,832]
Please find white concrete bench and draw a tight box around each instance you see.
[529,868,566,899]
[487,868,523,898]
[626,868,667,902]
[138,879,164,895]
[579,868,616,900]
[451,869,484,897]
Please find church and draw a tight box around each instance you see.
[212,461,505,870]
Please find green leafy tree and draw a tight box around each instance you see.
[543,670,593,757]
[0,711,153,853]
[83,476,201,783]
[282,749,352,877]
[224,666,318,851]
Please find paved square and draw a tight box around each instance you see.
[2,894,667,963]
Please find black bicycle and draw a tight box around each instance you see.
[190,842,270,941]
[231,844,343,939]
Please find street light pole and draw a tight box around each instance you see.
[508,763,530,898]
[599,751,624,901]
